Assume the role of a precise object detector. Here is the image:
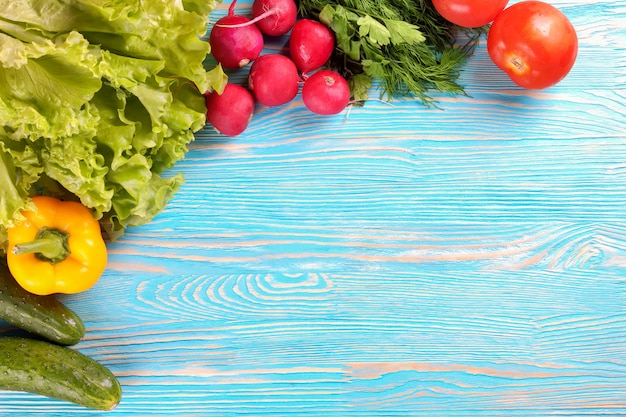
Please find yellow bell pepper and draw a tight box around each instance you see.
[6,196,107,296]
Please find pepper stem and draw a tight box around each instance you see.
[12,227,71,264]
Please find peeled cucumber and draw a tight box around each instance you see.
[0,336,122,410]
[0,262,85,345]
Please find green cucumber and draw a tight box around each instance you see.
[0,336,122,410]
[0,262,85,345]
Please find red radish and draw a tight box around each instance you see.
[289,19,335,74]
[252,0,298,36]
[209,1,264,69]
[302,70,351,115]
[205,83,255,136]
[248,54,299,107]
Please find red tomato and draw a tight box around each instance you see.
[431,0,509,28]
[487,0,578,89]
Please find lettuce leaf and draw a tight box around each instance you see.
[0,0,226,243]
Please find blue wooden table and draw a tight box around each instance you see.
[2,0,625,415]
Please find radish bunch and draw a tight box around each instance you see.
[204,0,351,137]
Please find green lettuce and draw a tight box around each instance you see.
[0,0,226,246]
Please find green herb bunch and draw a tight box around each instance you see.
[298,0,487,105]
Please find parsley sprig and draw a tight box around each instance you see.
[298,0,487,105]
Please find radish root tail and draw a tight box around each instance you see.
[216,9,279,28]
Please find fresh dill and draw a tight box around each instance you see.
[297,0,487,105]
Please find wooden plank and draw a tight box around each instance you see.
[1,0,625,415]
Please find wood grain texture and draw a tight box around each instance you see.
[1,0,625,415]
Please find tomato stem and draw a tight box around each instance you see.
[511,57,525,71]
